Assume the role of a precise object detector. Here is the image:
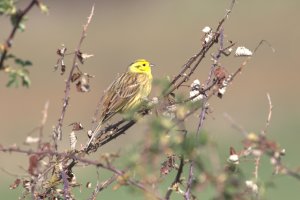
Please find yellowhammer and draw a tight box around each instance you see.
[86,59,153,147]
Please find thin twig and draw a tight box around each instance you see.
[0,0,38,70]
[184,2,237,199]
[184,161,194,200]
[0,167,25,178]
[88,175,117,200]
[61,170,70,199]
[38,101,49,148]
[229,39,275,84]
[165,156,184,200]
[53,5,95,147]
[223,112,248,136]
[261,93,273,135]
[254,156,261,181]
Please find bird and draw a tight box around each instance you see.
[86,59,153,148]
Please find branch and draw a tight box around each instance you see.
[88,174,117,200]
[164,0,236,97]
[74,156,163,200]
[0,0,38,70]
[184,161,194,200]
[53,5,95,146]
[165,157,184,200]
[261,93,273,135]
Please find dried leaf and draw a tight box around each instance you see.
[214,66,227,83]
[86,182,92,188]
[76,51,94,64]
[76,76,90,92]
[160,155,176,175]
[23,179,31,191]
[60,59,66,75]
[71,72,81,82]
[28,154,39,175]
[69,122,84,131]
[57,46,67,57]
[229,146,236,155]
[9,178,21,190]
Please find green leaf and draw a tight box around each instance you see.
[6,68,31,88]
[14,58,32,67]
[21,73,31,87]
[6,71,18,87]
[38,2,49,15]
[10,12,27,32]
[0,0,16,15]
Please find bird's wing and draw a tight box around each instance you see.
[100,72,141,122]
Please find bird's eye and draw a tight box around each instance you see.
[142,64,146,66]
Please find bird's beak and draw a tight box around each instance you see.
[150,63,155,67]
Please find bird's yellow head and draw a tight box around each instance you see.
[128,59,153,76]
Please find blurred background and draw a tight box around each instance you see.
[0,0,299,199]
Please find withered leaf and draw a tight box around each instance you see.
[160,155,176,175]
[57,47,67,56]
[86,182,92,188]
[214,66,227,83]
[60,59,66,75]
[76,77,90,93]
[9,179,21,190]
[28,154,39,176]
[76,51,94,64]
[69,122,84,131]
[229,146,237,155]
[71,72,81,82]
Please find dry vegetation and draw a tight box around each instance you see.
[1,0,299,199]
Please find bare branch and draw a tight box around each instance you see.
[165,157,184,200]
[261,93,273,135]
[88,175,117,200]
[53,5,95,146]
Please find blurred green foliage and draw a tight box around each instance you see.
[0,0,48,87]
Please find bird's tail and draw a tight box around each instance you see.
[86,120,103,150]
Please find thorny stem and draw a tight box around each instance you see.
[53,5,95,147]
[165,0,236,97]
[1,1,287,199]
[0,0,39,70]
[184,1,236,199]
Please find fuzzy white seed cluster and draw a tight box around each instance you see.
[245,180,259,194]
[190,79,204,102]
[235,46,253,57]
[228,154,239,165]
[218,75,231,97]
[202,26,213,44]
[25,136,40,144]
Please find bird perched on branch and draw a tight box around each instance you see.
[86,59,153,148]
